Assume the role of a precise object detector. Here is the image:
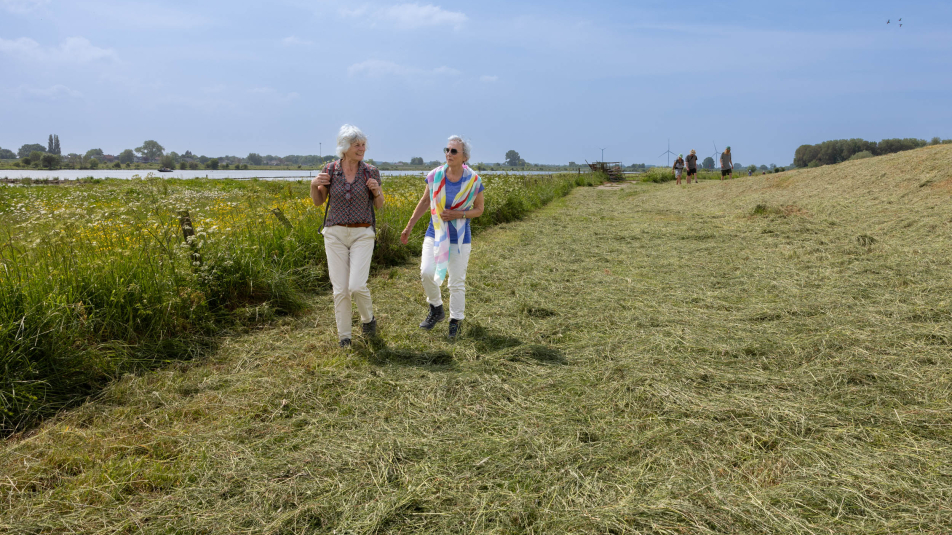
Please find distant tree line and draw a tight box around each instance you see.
[794,137,951,168]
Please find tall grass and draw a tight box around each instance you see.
[0,171,597,432]
[639,167,725,183]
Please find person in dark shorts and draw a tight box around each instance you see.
[685,149,698,184]
[720,146,733,180]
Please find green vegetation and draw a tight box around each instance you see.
[0,172,597,432]
[2,144,951,532]
[639,167,723,183]
[794,136,952,168]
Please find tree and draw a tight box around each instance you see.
[52,135,61,155]
[410,156,424,165]
[48,135,54,153]
[246,153,264,166]
[65,153,82,168]
[0,148,15,159]
[207,158,219,170]
[85,148,104,161]
[118,149,135,164]
[159,154,176,169]
[702,156,715,170]
[88,158,100,169]
[29,150,44,167]
[505,150,521,167]
[18,143,46,158]
[135,140,165,162]
[747,164,757,173]
[41,153,60,169]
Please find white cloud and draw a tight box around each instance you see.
[348,59,460,78]
[13,84,84,100]
[479,75,498,83]
[282,35,314,46]
[0,37,118,64]
[341,3,467,30]
[1,0,48,14]
[380,3,466,29]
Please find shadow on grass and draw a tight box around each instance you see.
[500,344,567,365]
[356,337,455,369]
[466,322,524,353]
[465,322,566,365]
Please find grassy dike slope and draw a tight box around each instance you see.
[3,145,952,533]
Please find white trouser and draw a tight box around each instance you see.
[323,225,375,340]
[420,236,472,321]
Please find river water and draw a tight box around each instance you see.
[1,169,565,181]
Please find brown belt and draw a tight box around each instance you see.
[338,223,372,228]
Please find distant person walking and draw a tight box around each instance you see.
[673,154,685,185]
[401,135,485,340]
[720,146,733,180]
[685,149,698,184]
[310,124,385,348]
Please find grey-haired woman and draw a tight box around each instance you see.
[310,124,384,347]
[400,135,485,340]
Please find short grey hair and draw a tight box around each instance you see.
[447,135,471,163]
[336,124,367,159]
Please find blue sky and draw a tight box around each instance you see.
[2,0,950,166]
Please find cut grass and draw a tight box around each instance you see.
[0,172,593,432]
[2,145,952,532]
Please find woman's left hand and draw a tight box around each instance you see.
[440,209,465,221]
[366,178,382,198]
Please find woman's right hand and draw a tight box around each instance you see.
[400,227,412,245]
[311,172,331,189]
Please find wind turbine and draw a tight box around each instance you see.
[658,139,676,167]
[712,142,720,169]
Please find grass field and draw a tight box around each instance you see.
[0,171,592,432]
[2,145,952,533]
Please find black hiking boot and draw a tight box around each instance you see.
[361,317,377,337]
[448,318,462,340]
[339,338,352,348]
[419,304,445,330]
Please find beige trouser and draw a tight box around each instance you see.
[323,225,375,340]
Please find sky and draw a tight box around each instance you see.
[1,0,951,167]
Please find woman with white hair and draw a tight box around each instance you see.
[400,135,484,339]
[310,124,384,347]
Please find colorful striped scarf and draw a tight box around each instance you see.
[427,164,482,285]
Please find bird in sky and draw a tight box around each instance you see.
[887,19,890,23]
[900,24,902,27]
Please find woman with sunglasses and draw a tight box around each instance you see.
[310,124,384,347]
[400,135,484,339]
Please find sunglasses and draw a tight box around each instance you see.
[443,147,460,155]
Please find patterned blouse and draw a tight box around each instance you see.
[322,160,381,227]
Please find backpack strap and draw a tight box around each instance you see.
[318,160,337,233]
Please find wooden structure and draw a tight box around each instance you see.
[587,161,624,181]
